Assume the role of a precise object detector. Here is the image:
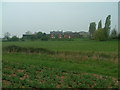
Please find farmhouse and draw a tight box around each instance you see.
[50,31,89,39]
[50,31,63,39]
[64,31,73,38]
[22,31,89,40]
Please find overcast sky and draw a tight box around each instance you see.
[2,2,118,37]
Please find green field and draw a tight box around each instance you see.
[2,39,118,52]
[2,39,119,88]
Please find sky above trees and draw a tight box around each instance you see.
[1,2,118,37]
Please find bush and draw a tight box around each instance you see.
[41,36,48,41]
[93,28,106,41]
[3,45,55,54]
[9,36,19,41]
[110,28,117,39]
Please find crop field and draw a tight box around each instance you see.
[2,39,119,88]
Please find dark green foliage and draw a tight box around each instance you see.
[3,45,54,54]
[92,15,112,41]
[22,32,49,41]
[89,22,96,38]
[3,45,22,52]
[104,15,111,31]
[35,32,43,39]
[98,20,102,29]
[34,32,49,41]
[104,15,111,38]
[41,33,49,41]
[9,36,19,41]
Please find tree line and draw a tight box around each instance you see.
[3,31,49,41]
[3,15,120,42]
[89,15,119,41]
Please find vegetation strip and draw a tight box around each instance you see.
[2,61,119,88]
[3,45,118,62]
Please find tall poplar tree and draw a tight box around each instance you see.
[104,15,111,38]
[89,22,96,38]
[98,20,102,29]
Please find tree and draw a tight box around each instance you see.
[4,32,11,40]
[98,20,102,29]
[41,33,48,41]
[10,36,19,41]
[89,22,96,38]
[104,15,111,38]
[35,32,43,39]
[111,28,117,39]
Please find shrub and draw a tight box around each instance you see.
[41,36,49,41]
[3,45,55,54]
[110,28,117,39]
[93,28,107,41]
[9,36,19,41]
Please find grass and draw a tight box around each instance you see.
[2,39,118,52]
[2,39,119,88]
[2,53,118,78]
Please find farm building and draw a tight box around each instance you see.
[64,31,73,38]
[50,31,89,39]
[22,34,35,39]
[50,31,63,39]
